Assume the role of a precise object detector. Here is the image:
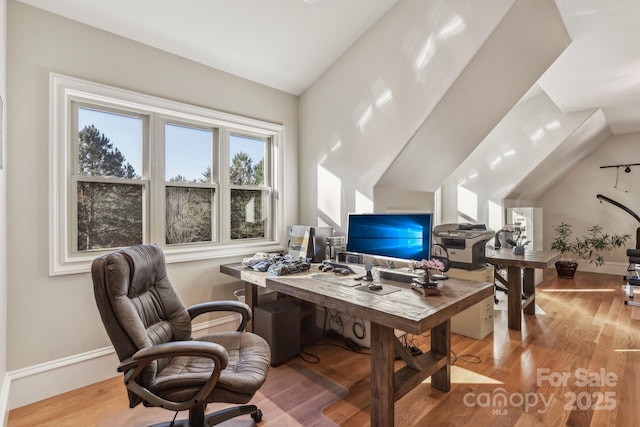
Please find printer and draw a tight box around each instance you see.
[433,223,495,270]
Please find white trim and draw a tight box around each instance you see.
[6,316,238,410]
[1,373,10,427]
[576,260,630,276]
[49,73,286,276]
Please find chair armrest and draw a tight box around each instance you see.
[188,300,252,331]
[117,340,229,412]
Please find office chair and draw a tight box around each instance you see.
[92,244,270,426]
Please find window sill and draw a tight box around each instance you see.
[49,241,285,276]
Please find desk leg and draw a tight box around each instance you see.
[370,322,395,427]
[431,319,451,391]
[523,268,536,315]
[507,265,523,330]
[244,281,258,332]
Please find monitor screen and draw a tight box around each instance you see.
[346,213,432,262]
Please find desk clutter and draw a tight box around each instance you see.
[242,252,311,275]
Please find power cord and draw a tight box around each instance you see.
[451,349,481,365]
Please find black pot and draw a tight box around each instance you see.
[555,261,578,279]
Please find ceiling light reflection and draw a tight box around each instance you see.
[357,105,373,132]
[489,155,503,170]
[529,128,545,144]
[375,89,393,107]
[414,35,436,70]
[437,15,466,40]
[545,120,561,130]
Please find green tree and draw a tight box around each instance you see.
[78,125,136,178]
[229,152,265,239]
[165,167,214,245]
[77,125,142,251]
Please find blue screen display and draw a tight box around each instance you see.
[345,213,432,261]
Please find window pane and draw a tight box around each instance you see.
[165,124,212,183]
[229,135,265,186]
[166,187,213,244]
[78,108,142,177]
[230,189,267,239]
[77,182,143,251]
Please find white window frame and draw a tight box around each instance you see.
[50,73,285,275]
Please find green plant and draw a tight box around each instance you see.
[551,222,631,266]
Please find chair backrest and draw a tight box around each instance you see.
[92,244,192,388]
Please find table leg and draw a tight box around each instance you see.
[523,268,536,315]
[430,319,451,392]
[244,281,258,332]
[507,265,523,330]
[370,322,395,427]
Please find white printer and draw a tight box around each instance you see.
[433,223,495,270]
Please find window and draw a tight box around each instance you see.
[50,74,285,275]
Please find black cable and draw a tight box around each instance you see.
[450,349,481,365]
[169,411,179,426]
[352,317,366,339]
[298,348,320,364]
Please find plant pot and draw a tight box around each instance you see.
[555,261,578,279]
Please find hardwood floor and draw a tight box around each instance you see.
[8,270,640,426]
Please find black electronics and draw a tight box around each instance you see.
[363,263,374,281]
[253,298,301,366]
[345,213,433,263]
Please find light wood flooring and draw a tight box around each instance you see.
[8,270,640,426]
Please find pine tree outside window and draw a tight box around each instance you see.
[50,74,285,275]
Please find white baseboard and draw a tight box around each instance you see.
[1,372,10,427]
[6,315,238,411]
[576,260,630,276]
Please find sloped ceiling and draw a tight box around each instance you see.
[14,0,398,95]
[14,0,640,134]
[376,0,571,193]
[14,0,640,202]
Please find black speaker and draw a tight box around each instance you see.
[254,298,301,365]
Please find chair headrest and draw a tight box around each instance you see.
[120,244,166,298]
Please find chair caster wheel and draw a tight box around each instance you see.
[252,409,263,422]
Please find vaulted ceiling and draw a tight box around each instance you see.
[16,0,640,135]
[15,0,640,205]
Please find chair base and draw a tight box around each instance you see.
[150,404,262,427]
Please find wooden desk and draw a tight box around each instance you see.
[484,248,560,331]
[221,263,493,426]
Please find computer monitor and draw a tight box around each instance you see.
[345,213,432,262]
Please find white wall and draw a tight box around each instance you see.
[0,0,8,422]
[298,0,517,231]
[440,89,595,225]
[6,1,298,408]
[540,132,640,268]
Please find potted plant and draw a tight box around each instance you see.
[551,222,631,278]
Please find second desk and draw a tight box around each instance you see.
[484,248,560,330]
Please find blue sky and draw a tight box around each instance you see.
[78,108,265,182]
